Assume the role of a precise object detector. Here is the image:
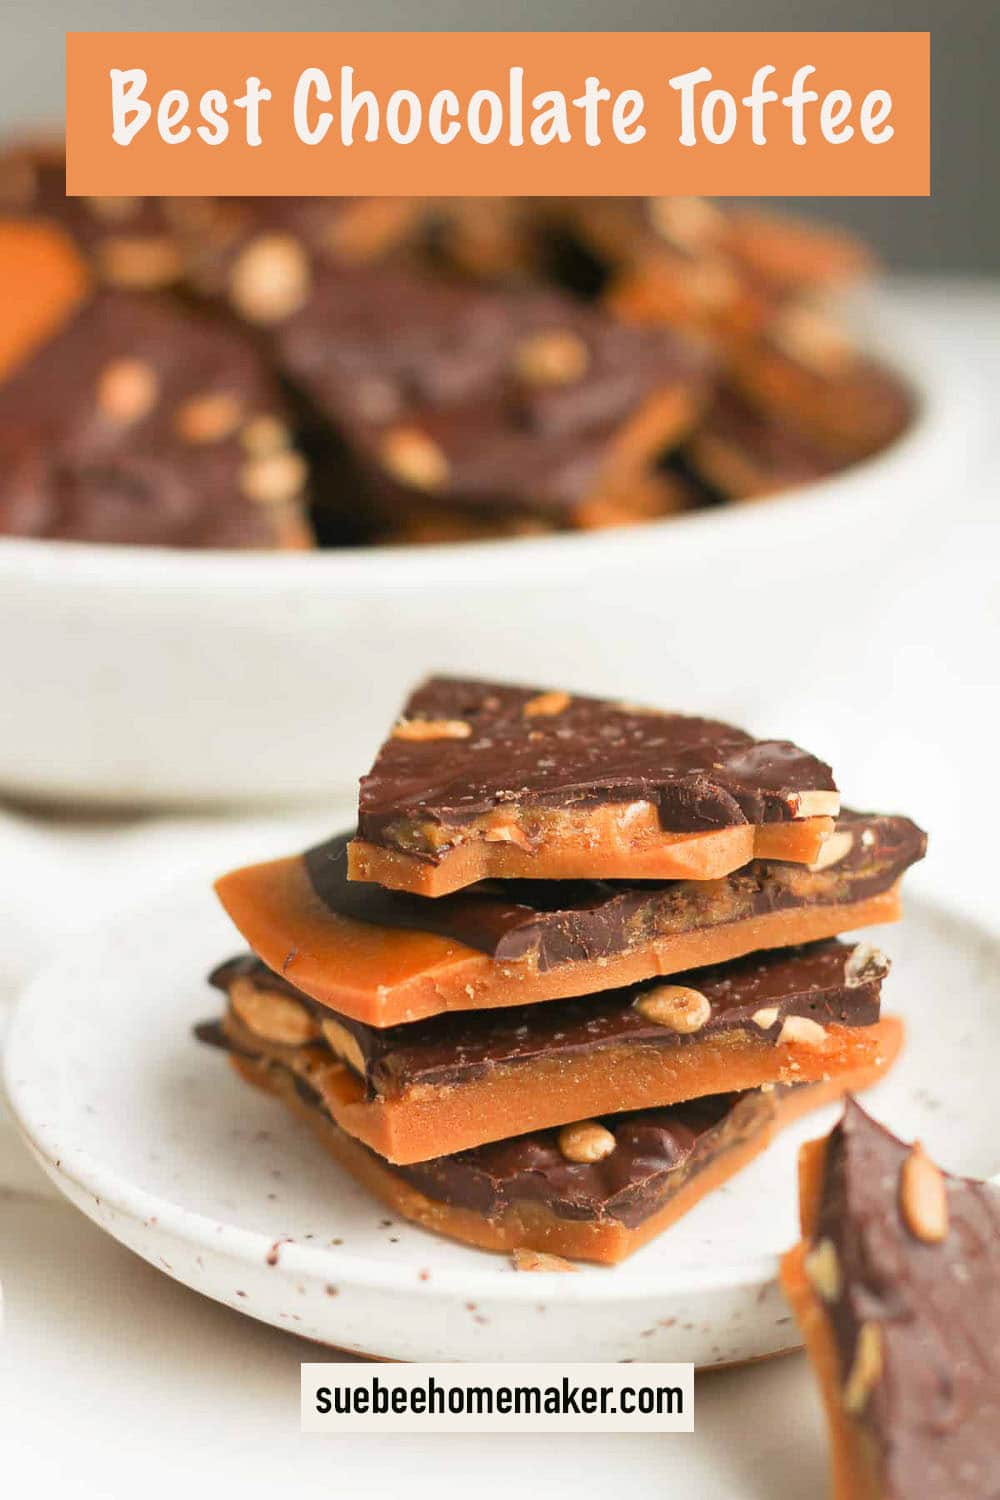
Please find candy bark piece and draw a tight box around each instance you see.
[208,1047,900,1265]
[348,677,839,895]
[727,306,913,465]
[0,289,311,549]
[579,198,871,351]
[370,470,695,543]
[204,939,897,1163]
[0,219,89,379]
[214,811,925,1025]
[181,195,427,310]
[575,197,872,300]
[0,143,423,301]
[0,141,187,290]
[781,1101,1000,1500]
[684,386,842,502]
[271,268,710,528]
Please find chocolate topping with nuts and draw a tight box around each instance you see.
[0,142,185,290]
[209,938,884,1101]
[394,1087,776,1227]
[354,677,840,855]
[273,268,710,524]
[0,290,311,548]
[195,1013,816,1230]
[810,1101,1000,1498]
[304,810,924,970]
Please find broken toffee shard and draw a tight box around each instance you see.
[347,676,842,896]
[214,810,924,1026]
[196,1053,900,1265]
[0,285,311,549]
[781,1100,1000,1500]
[270,267,712,531]
[202,939,900,1163]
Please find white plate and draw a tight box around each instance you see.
[0,283,990,809]
[4,885,997,1365]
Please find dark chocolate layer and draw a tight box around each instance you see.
[276,266,706,438]
[272,268,709,524]
[202,1019,802,1228]
[0,289,308,548]
[211,938,886,1101]
[0,143,185,289]
[399,1088,786,1227]
[306,811,924,971]
[686,385,841,500]
[357,677,838,851]
[814,1101,1000,1499]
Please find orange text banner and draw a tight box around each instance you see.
[66,31,930,197]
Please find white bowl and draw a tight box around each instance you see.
[0,284,984,809]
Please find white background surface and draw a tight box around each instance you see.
[1,283,998,1497]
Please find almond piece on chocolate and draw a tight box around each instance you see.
[97,357,159,424]
[241,451,308,506]
[320,1018,368,1077]
[379,427,450,490]
[635,984,711,1034]
[229,977,318,1047]
[97,234,184,288]
[771,304,856,377]
[230,234,311,324]
[808,829,855,872]
[842,1321,882,1414]
[804,1238,841,1303]
[778,1015,829,1049]
[391,718,472,742]
[845,944,890,988]
[795,790,842,819]
[523,690,571,718]
[558,1120,616,1164]
[175,392,243,444]
[899,1144,949,1245]
[515,329,589,385]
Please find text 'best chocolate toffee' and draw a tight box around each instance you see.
[347,677,843,895]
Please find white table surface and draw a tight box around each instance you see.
[2,279,998,1499]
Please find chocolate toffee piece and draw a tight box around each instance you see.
[781,1101,1000,1500]
[0,218,90,382]
[684,386,841,502]
[347,677,840,895]
[271,268,710,528]
[579,199,869,352]
[728,304,914,465]
[423,198,570,285]
[204,939,902,1163]
[0,142,187,290]
[0,289,312,549]
[368,470,699,543]
[574,197,871,302]
[214,810,925,1025]
[207,1050,901,1264]
[180,195,426,312]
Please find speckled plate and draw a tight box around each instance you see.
[4,886,997,1364]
